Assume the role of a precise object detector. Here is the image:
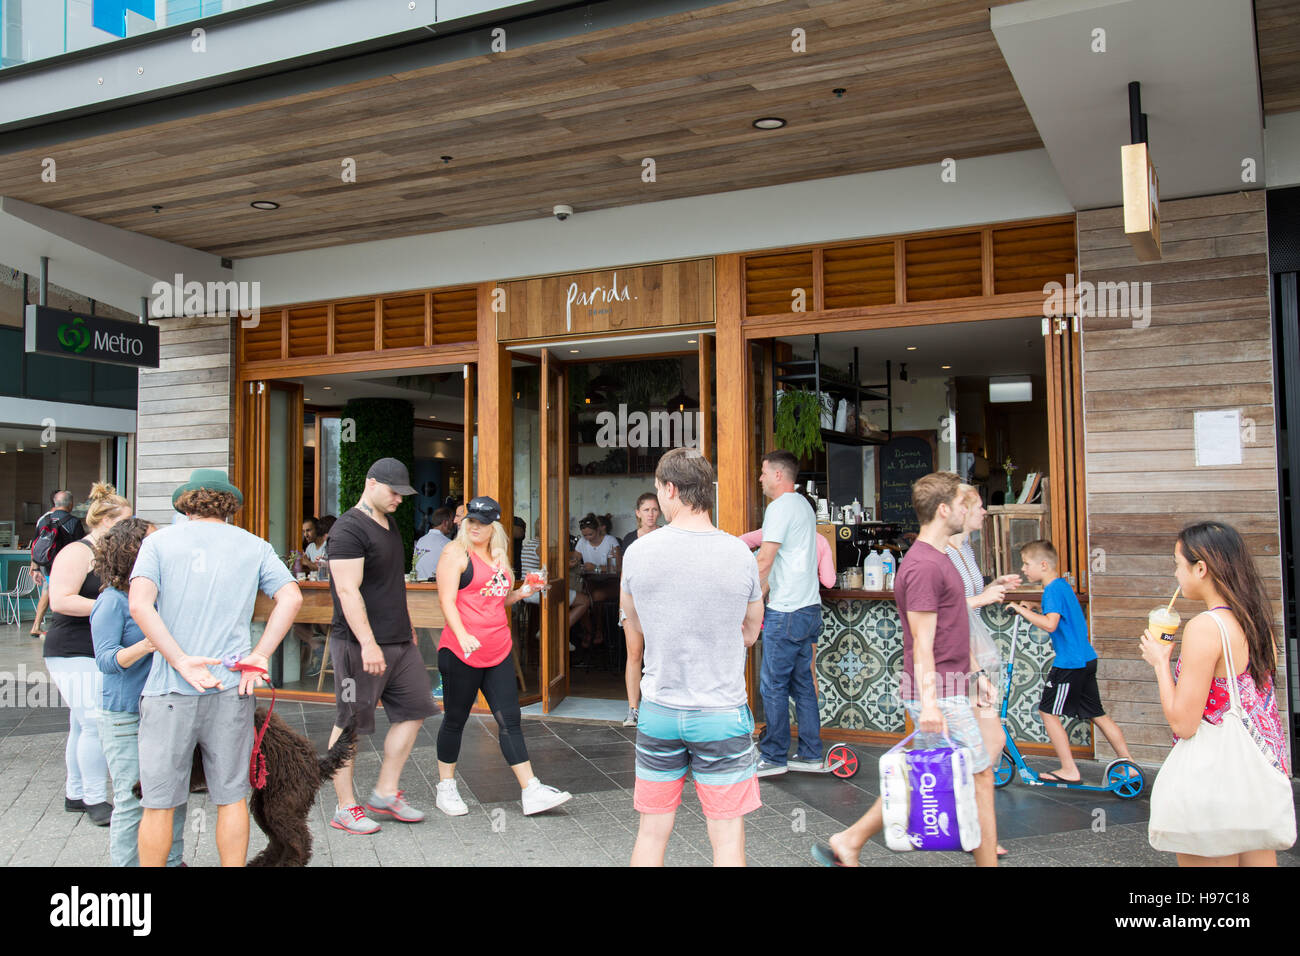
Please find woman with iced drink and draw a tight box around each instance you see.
[1139,521,1291,866]
[433,496,571,817]
[946,484,1019,857]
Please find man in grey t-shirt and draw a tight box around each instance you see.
[129,469,301,867]
[621,448,764,867]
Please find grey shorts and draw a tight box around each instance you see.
[138,687,254,809]
[903,696,992,773]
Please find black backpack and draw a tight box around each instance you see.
[31,512,81,571]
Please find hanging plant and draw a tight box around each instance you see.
[774,388,828,461]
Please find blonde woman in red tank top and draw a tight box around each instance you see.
[434,496,572,818]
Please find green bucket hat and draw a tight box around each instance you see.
[172,468,245,512]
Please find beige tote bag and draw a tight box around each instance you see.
[1148,611,1295,856]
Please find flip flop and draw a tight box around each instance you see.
[997,845,1009,858]
[810,843,851,867]
[1038,772,1081,784]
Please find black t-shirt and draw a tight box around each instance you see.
[326,507,412,644]
[621,530,640,553]
[44,540,101,659]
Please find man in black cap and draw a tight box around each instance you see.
[324,457,438,834]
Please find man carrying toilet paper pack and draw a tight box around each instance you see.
[812,471,998,867]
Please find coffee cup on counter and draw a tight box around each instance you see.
[847,567,864,589]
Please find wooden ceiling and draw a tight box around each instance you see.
[1256,0,1300,115]
[3,0,1044,259]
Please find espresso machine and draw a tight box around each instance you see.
[834,521,904,571]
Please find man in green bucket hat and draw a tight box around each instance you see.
[129,468,302,867]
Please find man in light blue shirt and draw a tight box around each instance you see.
[754,449,823,776]
[129,469,301,867]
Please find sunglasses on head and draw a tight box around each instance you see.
[579,519,597,529]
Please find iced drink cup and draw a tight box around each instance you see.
[1148,606,1181,642]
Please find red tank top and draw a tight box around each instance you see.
[440,552,513,668]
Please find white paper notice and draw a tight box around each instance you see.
[1194,410,1242,467]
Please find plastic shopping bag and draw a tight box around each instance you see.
[879,730,981,852]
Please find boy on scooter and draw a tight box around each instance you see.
[1009,540,1135,782]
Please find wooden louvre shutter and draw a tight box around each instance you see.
[333,299,376,354]
[381,294,426,349]
[744,251,814,316]
[823,242,895,309]
[992,221,1075,294]
[431,288,477,344]
[904,233,983,302]
[241,307,283,362]
[286,305,328,358]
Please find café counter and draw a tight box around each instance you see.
[807,587,1092,753]
[251,581,445,689]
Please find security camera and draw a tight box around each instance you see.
[553,204,573,221]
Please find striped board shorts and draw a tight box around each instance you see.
[633,698,761,820]
[902,696,992,773]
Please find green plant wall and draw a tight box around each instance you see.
[339,397,416,570]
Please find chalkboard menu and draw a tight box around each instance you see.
[878,434,936,534]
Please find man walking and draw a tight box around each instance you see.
[622,448,765,866]
[129,470,302,867]
[325,458,438,834]
[754,450,823,776]
[811,472,998,867]
[30,490,85,637]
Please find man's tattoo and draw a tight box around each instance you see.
[360,501,375,516]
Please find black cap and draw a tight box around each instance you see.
[465,495,502,524]
[366,458,415,495]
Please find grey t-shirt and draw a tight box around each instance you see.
[131,521,295,697]
[621,524,761,710]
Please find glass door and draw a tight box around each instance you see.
[539,349,570,712]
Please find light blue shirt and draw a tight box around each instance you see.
[761,491,820,612]
[91,587,151,714]
[130,521,295,696]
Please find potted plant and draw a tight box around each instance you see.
[774,388,828,460]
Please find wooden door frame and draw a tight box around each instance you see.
[539,348,571,712]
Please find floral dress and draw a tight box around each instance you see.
[1173,657,1290,776]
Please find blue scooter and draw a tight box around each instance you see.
[991,616,1145,799]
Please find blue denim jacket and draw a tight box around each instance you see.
[90,587,152,713]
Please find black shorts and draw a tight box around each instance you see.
[332,638,437,735]
[1038,659,1104,719]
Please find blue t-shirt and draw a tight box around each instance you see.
[90,587,151,714]
[130,521,295,696]
[1041,577,1096,669]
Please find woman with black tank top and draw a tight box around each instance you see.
[44,482,132,826]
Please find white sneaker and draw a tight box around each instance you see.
[521,777,572,815]
[623,707,638,727]
[435,778,469,817]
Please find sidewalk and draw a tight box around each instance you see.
[4,626,1298,866]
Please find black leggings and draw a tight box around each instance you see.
[436,647,529,766]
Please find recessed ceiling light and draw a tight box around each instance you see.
[569,349,580,354]
[250,200,280,210]
[752,117,786,130]
[429,415,437,419]
[321,385,332,390]
[304,397,312,402]
[906,346,917,351]
[941,365,951,370]
[686,339,697,344]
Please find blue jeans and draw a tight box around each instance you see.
[100,710,186,867]
[758,604,823,765]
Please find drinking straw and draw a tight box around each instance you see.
[1165,586,1180,613]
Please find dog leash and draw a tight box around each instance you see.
[223,655,275,790]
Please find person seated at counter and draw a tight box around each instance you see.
[414,508,455,581]
[569,513,618,648]
[301,517,328,575]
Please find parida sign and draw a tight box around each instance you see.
[25,305,160,369]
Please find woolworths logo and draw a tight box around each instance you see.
[57,318,91,355]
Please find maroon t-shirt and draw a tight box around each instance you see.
[896,540,971,700]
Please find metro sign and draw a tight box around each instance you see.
[93,0,156,38]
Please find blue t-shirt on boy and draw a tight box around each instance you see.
[1041,577,1097,669]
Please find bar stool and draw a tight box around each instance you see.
[2,565,37,626]
[316,633,333,693]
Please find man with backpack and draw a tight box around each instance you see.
[29,491,85,637]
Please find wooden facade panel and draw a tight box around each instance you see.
[287,305,329,358]
[1078,192,1284,765]
[333,300,377,354]
[498,260,714,339]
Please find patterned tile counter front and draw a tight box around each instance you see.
[811,593,1091,748]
